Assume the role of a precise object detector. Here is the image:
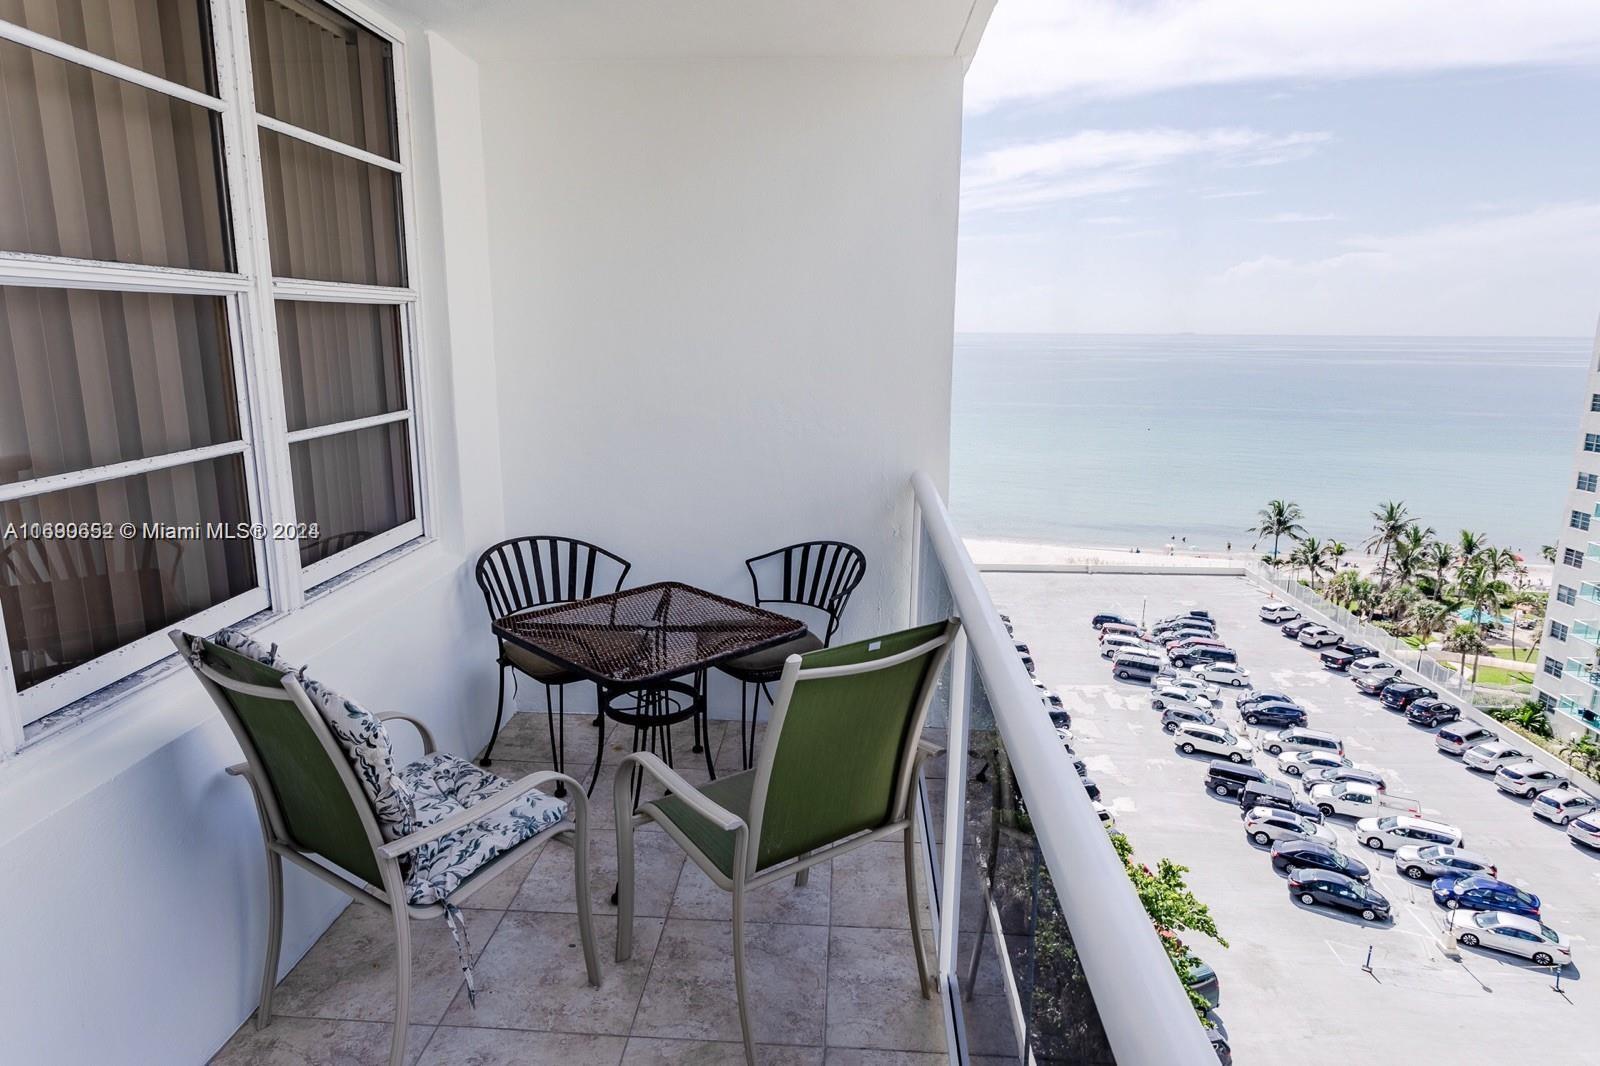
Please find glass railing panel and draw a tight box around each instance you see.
[953,661,1116,1064]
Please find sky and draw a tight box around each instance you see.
[956,0,1600,337]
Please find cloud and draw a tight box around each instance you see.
[966,0,1600,112]
[961,128,1329,213]
[1190,203,1600,334]
[1253,212,1341,223]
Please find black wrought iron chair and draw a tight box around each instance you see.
[718,540,866,767]
[473,537,631,777]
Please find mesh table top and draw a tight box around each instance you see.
[493,581,809,686]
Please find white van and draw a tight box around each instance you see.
[1349,658,1400,682]
[1111,650,1162,683]
[1100,634,1152,660]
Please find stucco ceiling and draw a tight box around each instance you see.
[376,0,995,61]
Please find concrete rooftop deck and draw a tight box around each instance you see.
[211,712,944,1066]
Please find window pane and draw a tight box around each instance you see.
[0,0,216,92]
[259,129,404,285]
[1,454,257,690]
[0,36,231,271]
[0,286,239,484]
[246,0,396,160]
[275,301,404,431]
[291,421,413,565]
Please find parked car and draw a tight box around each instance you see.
[1237,779,1323,822]
[1163,676,1220,699]
[1238,691,1296,711]
[1259,603,1299,623]
[1436,722,1499,756]
[1195,662,1251,687]
[1186,956,1219,1008]
[1280,619,1314,638]
[1304,765,1387,793]
[1261,728,1343,758]
[1171,645,1238,668]
[1287,868,1391,922]
[1531,788,1599,826]
[1205,760,1267,798]
[1379,683,1436,711]
[1393,844,1497,881]
[1350,658,1401,683]
[1309,781,1420,820]
[1111,650,1163,682]
[1567,813,1600,849]
[1244,806,1336,847]
[1356,814,1463,851]
[1453,910,1571,968]
[1048,709,1073,731]
[1276,750,1350,777]
[1161,706,1218,734]
[1091,613,1135,630]
[1098,622,1145,641]
[1405,698,1461,728]
[1270,838,1370,882]
[1297,626,1342,648]
[1101,634,1155,660]
[1463,740,1528,773]
[1240,701,1307,728]
[1038,688,1066,712]
[1150,686,1214,712]
[1154,624,1216,643]
[1333,640,1381,660]
[1432,874,1540,918]
[1081,778,1102,802]
[1494,761,1569,799]
[1353,674,1402,697]
[1319,649,1361,671]
[1092,801,1115,827]
[999,613,1014,635]
[1014,642,1036,674]
[1163,635,1227,653]
[1174,723,1254,763]
[1209,1028,1232,1066]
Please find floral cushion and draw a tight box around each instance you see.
[400,751,569,906]
[297,676,419,842]
[210,628,293,672]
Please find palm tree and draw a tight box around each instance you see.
[1558,733,1600,775]
[1327,568,1360,608]
[1541,544,1557,564]
[1391,523,1433,587]
[1444,622,1487,683]
[1406,599,1450,649]
[1456,529,1487,569]
[1291,537,1330,590]
[1364,501,1410,585]
[1249,500,1306,563]
[1347,576,1378,619]
[1327,540,1348,573]
[1421,541,1454,601]
[1456,560,1510,683]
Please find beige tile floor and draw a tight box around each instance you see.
[212,711,948,1065]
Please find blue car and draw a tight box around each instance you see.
[1432,874,1541,919]
[1239,701,1307,728]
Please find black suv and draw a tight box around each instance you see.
[1239,701,1307,728]
[1237,778,1323,822]
[1091,613,1135,629]
[1270,838,1370,881]
[1171,645,1237,668]
[1405,698,1461,728]
[1238,691,1295,711]
[1353,673,1401,696]
[1380,682,1436,711]
[1280,619,1313,638]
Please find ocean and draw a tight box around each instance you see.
[950,333,1593,555]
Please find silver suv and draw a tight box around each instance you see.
[1161,705,1217,734]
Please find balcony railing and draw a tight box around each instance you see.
[1564,658,1600,691]
[1571,621,1600,649]
[909,472,1215,1065]
[1556,695,1600,731]
[1579,583,1600,607]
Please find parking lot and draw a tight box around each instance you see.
[986,570,1600,1065]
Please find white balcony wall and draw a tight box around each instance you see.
[0,22,511,1066]
[477,56,963,648]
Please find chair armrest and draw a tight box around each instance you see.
[618,751,745,831]
[917,737,945,761]
[225,762,251,778]
[377,769,578,860]
[376,712,436,754]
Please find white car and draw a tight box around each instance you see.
[1261,728,1343,758]
[1453,910,1572,968]
[1531,788,1599,826]
[1093,800,1115,828]
[1568,813,1600,848]
[1150,685,1213,711]
[1462,740,1529,772]
[1194,662,1251,688]
[1356,815,1463,851]
[1162,676,1220,700]
[1494,761,1569,799]
[1276,750,1351,777]
[1243,806,1336,847]
[1173,723,1254,764]
[1259,603,1299,623]
[1308,781,1420,820]
[1436,722,1499,756]
[1394,844,1497,881]
[1100,634,1155,660]
[1296,626,1340,648]
[1098,622,1144,641]
[1349,658,1401,682]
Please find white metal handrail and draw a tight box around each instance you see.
[911,472,1216,1066]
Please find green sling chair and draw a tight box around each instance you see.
[171,629,601,1066]
[614,618,959,1064]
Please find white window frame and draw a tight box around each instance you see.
[0,0,430,747]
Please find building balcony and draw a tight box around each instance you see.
[1557,695,1600,732]
[1564,658,1600,690]
[1570,621,1600,648]
[1579,582,1600,607]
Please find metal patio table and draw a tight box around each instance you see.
[492,580,808,795]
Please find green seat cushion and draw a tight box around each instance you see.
[503,640,583,683]
[718,631,824,682]
[642,770,757,877]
